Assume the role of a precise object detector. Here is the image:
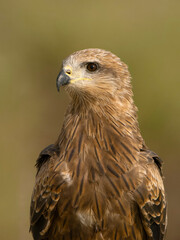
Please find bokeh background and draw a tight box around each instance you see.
[1,0,180,239]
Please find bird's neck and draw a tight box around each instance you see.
[57,96,144,151]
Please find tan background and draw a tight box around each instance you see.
[0,0,180,239]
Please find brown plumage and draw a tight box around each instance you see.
[30,48,167,240]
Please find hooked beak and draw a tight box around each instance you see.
[56,70,71,91]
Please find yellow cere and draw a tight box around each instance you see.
[64,66,91,83]
[64,66,73,75]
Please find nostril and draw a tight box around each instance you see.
[66,70,71,75]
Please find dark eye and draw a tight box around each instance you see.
[86,62,98,72]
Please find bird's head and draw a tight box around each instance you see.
[56,49,133,109]
[57,49,131,91]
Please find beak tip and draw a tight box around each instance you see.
[56,79,60,92]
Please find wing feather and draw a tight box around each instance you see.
[134,150,167,239]
[30,144,63,239]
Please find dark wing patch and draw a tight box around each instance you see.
[30,144,62,240]
[31,215,48,240]
[134,150,167,240]
[140,148,163,175]
[153,156,163,173]
[35,144,60,171]
[150,222,161,240]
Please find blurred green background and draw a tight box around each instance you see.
[0,0,180,239]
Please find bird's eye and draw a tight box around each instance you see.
[86,62,98,72]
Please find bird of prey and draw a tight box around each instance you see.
[30,48,167,240]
